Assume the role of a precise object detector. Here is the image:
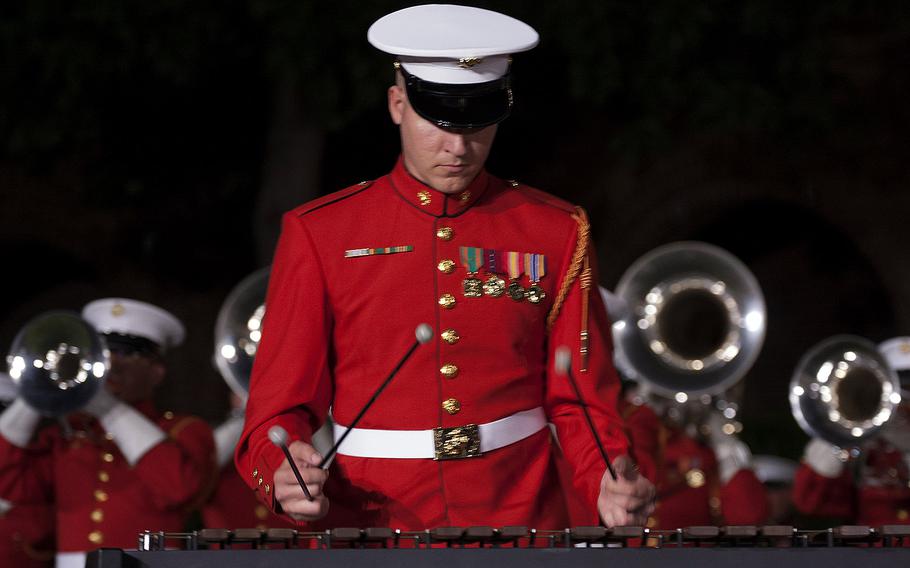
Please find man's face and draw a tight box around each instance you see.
[104,351,164,404]
[388,79,498,194]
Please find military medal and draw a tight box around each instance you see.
[524,252,547,304]
[459,246,484,298]
[483,249,506,297]
[506,251,525,301]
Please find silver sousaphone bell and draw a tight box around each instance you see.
[789,334,901,450]
[612,241,766,400]
[213,267,270,399]
[6,310,109,415]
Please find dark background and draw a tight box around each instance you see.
[1,1,908,463]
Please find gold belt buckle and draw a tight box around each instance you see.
[433,424,481,460]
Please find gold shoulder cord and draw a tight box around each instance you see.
[546,207,592,371]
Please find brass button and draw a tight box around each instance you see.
[252,468,258,478]
[686,469,706,488]
[258,476,264,486]
[898,509,909,521]
[88,530,104,545]
[94,490,108,503]
[418,191,431,206]
[441,329,460,345]
[437,259,455,274]
[255,505,270,520]
[264,483,271,495]
[98,471,110,483]
[459,190,471,203]
[104,432,114,441]
[442,398,461,415]
[91,509,104,523]
[164,411,175,420]
[102,453,114,463]
[440,364,459,379]
[436,227,454,241]
[438,294,456,309]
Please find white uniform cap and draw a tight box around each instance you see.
[752,454,798,485]
[368,4,539,84]
[82,298,185,352]
[879,336,910,372]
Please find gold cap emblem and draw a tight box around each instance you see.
[458,57,484,69]
[111,303,125,317]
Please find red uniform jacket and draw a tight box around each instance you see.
[623,401,768,529]
[0,401,215,553]
[0,501,55,567]
[236,158,631,530]
[793,439,910,526]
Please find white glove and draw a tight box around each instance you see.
[214,413,245,469]
[704,412,753,484]
[803,437,845,478]
[84,387,166,466]
[0,398,42,448]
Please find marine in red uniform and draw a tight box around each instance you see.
[235,4,655,531]
[0,299,216,568]
[621,391,768,529]
[793,337,910,526]
[0,373,55,568]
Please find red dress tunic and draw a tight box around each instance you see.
[236,158,632,530]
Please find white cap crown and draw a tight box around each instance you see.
[82,298,185,351]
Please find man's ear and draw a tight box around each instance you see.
[388,84,405,125]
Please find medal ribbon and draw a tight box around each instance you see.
[506,251,523,280]
[524,253,546,283]
[459,246,484,274]
[486,249,504,275]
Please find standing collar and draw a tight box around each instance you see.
[389,156,490,217]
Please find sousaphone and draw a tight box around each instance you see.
[6,310,109,415]
[612,241,766,400]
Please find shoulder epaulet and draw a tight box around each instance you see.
[506,179,576,214]
[293,180,374,217]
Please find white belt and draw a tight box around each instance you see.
[332,407,547,460]
[56,552,87,568]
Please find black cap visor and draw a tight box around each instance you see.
[401,65,513,129]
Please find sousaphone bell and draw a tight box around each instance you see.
[6,310,109,415]
[789,334,901,450]
[612,241,766,399]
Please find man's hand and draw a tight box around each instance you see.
[597,454,655,527]
[273,440,330,522]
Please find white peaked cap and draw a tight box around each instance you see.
[879,336,910,372]
[368,4,539,85]
[82,298,185,350]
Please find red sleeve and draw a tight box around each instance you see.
[234,212,335,511]
[792,462,856,521]
[620,400,659,484]
[546,220,630,520]
[134,416,216,511]
[720,468,769,525]
[0,427,56,506]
